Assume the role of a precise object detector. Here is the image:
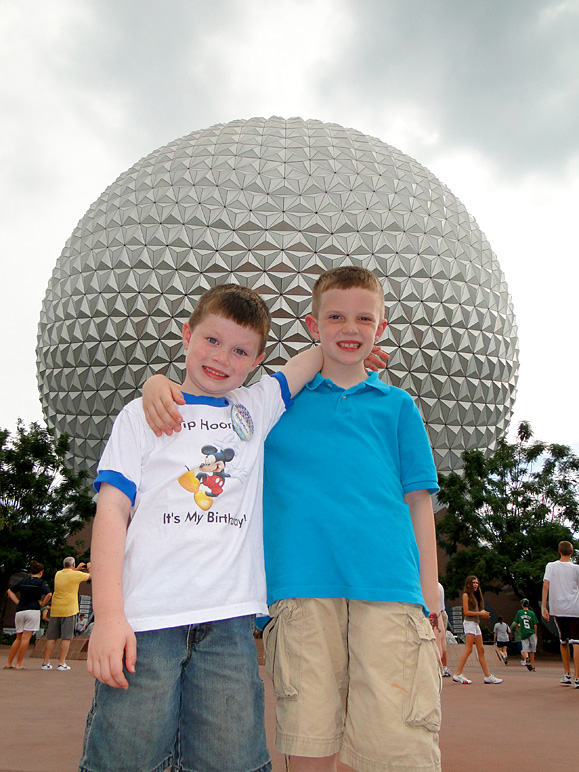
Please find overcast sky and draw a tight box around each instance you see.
[2,0,579,453]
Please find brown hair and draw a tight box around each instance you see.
[30,560,44,575]
[559,541,574,557]
[188,284,271,355]
[311,266,384,317]
[464,575,484,612]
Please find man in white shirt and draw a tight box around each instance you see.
[542,541,579,687]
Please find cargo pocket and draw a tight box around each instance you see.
[401,611,442,732]
[263,599,302,700]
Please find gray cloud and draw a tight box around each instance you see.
[320,0,579,174]
[46,1,238,153]
[10,0,577,176]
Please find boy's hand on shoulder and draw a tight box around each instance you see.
[364,344,389,372]
[87,616,137,690]
[143,374,185,436]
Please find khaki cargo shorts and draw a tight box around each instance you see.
[264,598,442,772]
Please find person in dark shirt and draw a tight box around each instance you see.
[5,561,52,669]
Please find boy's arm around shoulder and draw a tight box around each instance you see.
[405,488,444,656]
[141,346,323,436]
[87,482,136,690]
[279,345,323,398]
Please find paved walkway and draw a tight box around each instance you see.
[1,645,576,771]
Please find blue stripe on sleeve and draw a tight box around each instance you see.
[271,372,293,408]
[94,470,137,505]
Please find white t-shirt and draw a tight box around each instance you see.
[95,374,290,632]
[543,560,579,617]
[493,621,509,641]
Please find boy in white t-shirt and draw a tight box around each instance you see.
[79,284,323,772]
[542,540,579,687]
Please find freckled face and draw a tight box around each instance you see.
[306,287,387,372]
[181,314,264,397]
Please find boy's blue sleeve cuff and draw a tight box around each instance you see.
[271,372,293,408]
[94,470,137,505]
[402,480,440,495]
[254,615,271,631]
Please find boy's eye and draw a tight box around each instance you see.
[234,348,247,357]
[329,314,341,320]
[207,337,218,345]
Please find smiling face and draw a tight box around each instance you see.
[306,287,387,386]
[181,313,264,397]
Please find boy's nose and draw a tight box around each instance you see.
[213,349,230,365]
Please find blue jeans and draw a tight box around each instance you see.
[79,615,271,772]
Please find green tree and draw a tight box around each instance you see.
[0,420,95,619]
[437,421,579,623]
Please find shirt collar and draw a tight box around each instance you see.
[181,392,229,407]
[305,370,390,395]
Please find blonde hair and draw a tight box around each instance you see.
[311,266,384,317]
[188,284,271,355]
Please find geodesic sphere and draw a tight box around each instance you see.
[37,116,518,475]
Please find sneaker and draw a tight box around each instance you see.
[504,656,508,666]
[57,663,71,671]
[40,663,52,670]
[442,666,452,677]
[574,678,579,689]
[484,674,503,684]
[453,674,472,684]
[521,659,527,666]
[526,661,534,671]
[561,673,572,685]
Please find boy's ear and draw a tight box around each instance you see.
[305,314,319,340]
[375,318,388,341]
[251,352,265,370]
[182,322,192,349]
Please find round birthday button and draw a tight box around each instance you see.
[231,403,254,441]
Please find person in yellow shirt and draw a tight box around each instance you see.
[41,557,90,671]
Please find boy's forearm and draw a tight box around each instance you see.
[406,489,440,614]
[281,345,323,398]
[91,484,131,620]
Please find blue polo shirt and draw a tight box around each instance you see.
[263,372,439,609]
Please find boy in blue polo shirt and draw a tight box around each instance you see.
[144,268,442,772]
[262,267,442,772]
